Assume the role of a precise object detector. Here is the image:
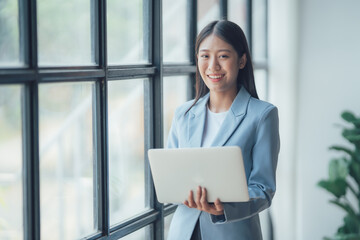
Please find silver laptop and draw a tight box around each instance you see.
[148,146,249,204]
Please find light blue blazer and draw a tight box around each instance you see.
[166,87,280,240]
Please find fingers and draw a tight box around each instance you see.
[214,198,224,212]
[184,187,224,215]
[187,190,197,208]
[200,188,224,215]
[184,187,203,209]
[200,187,210,211]
[195,186,202,209]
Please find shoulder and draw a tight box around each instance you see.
[173,99,194,118]
[173,95,208,120]
[249,97,277,113]
[233,87,277,120]
[247,97,278,122]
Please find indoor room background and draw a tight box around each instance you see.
[1,0,360,239]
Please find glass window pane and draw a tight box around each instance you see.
[37,0,94,66]
[0,85,23,239]
[163,76,191,146]
[228,0,248,39]
[197,0,220,33]
[108,79,147,225]
[107,0,150,65]
[121,225,151,240]
[39,82,97,240]
[0,0,21,67]
[252,0,267,60]
[163,0,189,63]
[164,212,174,239]
[255,69,268,100]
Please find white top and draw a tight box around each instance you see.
[201,106,229,147]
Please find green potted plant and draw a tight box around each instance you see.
[318,111,360,240]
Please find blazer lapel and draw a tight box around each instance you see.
[188,94,209,147]
[210,87,251,147]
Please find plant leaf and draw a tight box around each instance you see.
[329,159,348,180]
[318,179,347,198]
[343,214,360,234]
[348,160,360,186]
[329,146,354,158]
[337,224,347,234]
[329,200,359,226]
[353,120,360,129]
[341,111,360,128]
[333,234,360,240]
[355,150,360,162]
[324,235,360,240]
[341,111,357,123]
[342,129,360,143]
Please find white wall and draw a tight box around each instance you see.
[269,0,360,239]
[268,0,299,239]
[296,0,360,239]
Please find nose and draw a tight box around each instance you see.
[208,57,221,71]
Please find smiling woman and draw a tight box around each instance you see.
[187,20,258,115]
[197,34,246,109]
[166,20,279,240]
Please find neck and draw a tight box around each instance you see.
[208,90,237,113]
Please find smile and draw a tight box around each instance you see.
[207,74,225,82]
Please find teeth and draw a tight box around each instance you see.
[208,75,223,79]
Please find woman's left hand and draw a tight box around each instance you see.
[183,186,224,216]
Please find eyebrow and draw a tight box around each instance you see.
[199,49,232,52]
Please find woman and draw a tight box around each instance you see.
[166,20,280,240]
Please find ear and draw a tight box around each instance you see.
[239,53,247,69]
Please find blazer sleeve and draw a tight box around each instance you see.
[166,109,180,149]
[211,106,280,224]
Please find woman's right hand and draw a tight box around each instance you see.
[183,186,224,216]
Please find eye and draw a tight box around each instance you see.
[219,55,229,59]
[200,54,209,59]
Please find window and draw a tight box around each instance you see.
[0,0,269,239]
[37,0,94,66]
[39,82,96,239]
[162,0,190,63]
[198,0,221,33]
[107,79,148,225]
[0,85,23,239]
[0,1,21,67]
[107,0,150,65]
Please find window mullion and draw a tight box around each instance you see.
[246,0,253,53]
[151,0,164,239]
[22,0,41,239]
[23,83,40,240]
[97,0,110,237]
[188,0,197,98]
[98,0,107,68]
[220,0,228,20]
[95,78,110,236]
[188,0,197,65]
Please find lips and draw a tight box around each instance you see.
[207,74,225,82]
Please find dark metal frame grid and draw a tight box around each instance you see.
[0,0,269,239]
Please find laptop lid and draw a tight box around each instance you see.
[148,146,249,204]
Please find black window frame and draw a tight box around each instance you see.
[0,0,269,239]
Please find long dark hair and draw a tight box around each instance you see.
[187,20,258,113]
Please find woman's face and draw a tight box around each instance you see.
[197,34,246,96]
